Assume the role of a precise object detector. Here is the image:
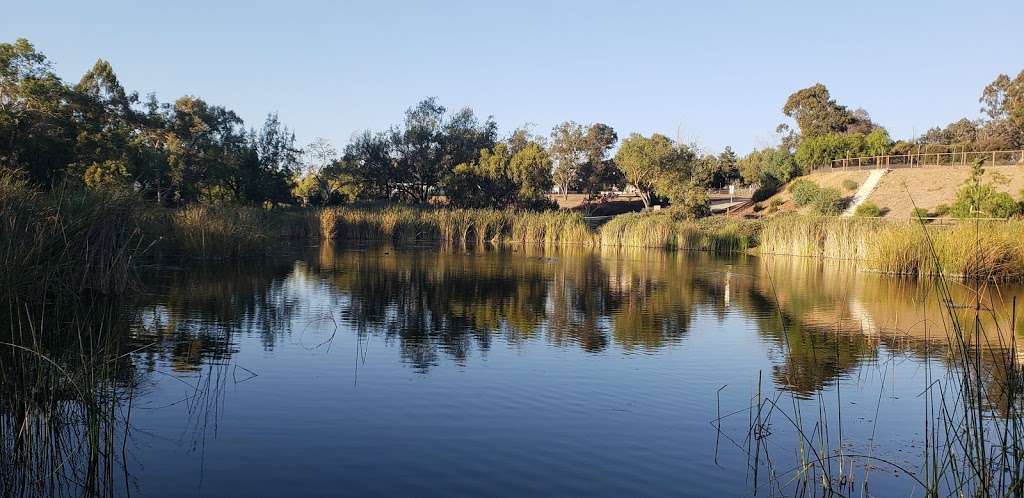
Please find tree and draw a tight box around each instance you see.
[73,59,147,190]
[507,125,544,155]
[717,146,740,186]
[578,123,620,194]
[388,98,445,203]
[162,96,245,203]
[0,39,76,184]
[689,154,720,189]
[1,38,308,207]
[738,147,799,187]
[294,137,338,205]
[238,113,299,205]
[508,141,554,208]
[980,70,1024,148]
[384,98,496,204]
[444,139,553,210]
[782,83,870,138]
[337,130,395,201]
[919,118,979,148]
[549,121,586,196]
[863,128,892,156]
[614,133,694,209]
[445,143,517,209]
[950,159,1020,218]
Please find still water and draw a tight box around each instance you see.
[6,244,1024,497]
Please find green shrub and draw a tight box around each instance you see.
[989,192,1021,218]
[933,204,950,217]
[854,201,881,217]
[790,180,820,207]
[949,159,1021,219]
[911,207,930,221]
[768,198,783,208]
[811,188,844,215]
[751,184,777,203]
[951,186,1021,219]
[841,179,859,191]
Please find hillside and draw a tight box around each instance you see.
[741,165,1024,218]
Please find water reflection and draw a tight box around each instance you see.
[129,243,1024,394]
[0,300,138,498]
[6,243,1024,496]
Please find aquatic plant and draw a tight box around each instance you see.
[730,224,1024,497]
[0,171,142,299]
[759,214,1024,280]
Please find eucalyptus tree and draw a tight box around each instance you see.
[0,38,76,184]
[387,98,496,203]
[614,133,695,209]
[980,70,1024,148]
[549,121,586,196]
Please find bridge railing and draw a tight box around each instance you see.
[828,150,1024,170]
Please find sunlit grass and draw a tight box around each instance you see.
[760,214,1024,280]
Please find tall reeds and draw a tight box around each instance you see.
[760,214,1024,280]
[318,206,598,246]
[730,213,1024,496]
[0,299,134,498]
[146,206,315,260]
[317,206,760,252]
[0,171,142,299]
[598,212,759,252]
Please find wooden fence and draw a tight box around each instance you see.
[828,150,1024,170]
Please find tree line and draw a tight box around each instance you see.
[3,38,1022,213]
[1,39,300,206]
[739,74,1024,195]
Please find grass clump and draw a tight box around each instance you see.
[790,179,819,207]
[853,201,882,217]
[811,187,844,215]
[841,178,859,191]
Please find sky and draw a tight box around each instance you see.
[3,0,1022,154]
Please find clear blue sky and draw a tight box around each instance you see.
[3,0,1022,153]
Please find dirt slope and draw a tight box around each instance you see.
[738,165,1024,218]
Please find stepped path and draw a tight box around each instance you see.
[842,169,888,216]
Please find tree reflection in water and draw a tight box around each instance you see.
[5,243,1024,497]
[128,242,1024,397]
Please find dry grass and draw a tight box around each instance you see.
[868,165,1024,218]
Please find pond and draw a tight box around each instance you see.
[4,243,1023,497]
